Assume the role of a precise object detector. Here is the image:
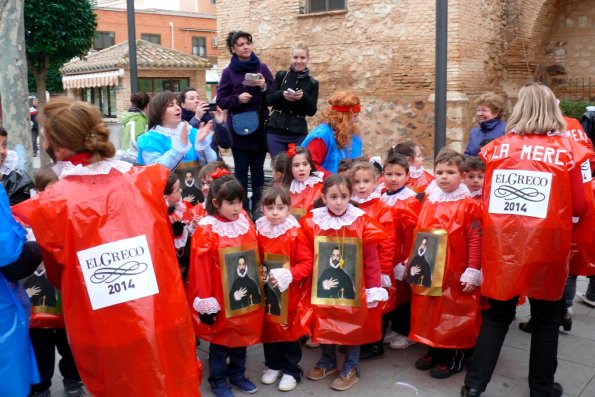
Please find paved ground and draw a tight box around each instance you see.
[49,278,595,396]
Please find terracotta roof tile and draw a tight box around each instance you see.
[61,39,210,75]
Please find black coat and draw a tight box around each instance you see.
[265,69,319,135]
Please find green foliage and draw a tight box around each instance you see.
[27,63,64,94]
[559,100,594,120]
[24,0,97,69]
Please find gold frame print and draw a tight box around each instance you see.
[262,253,290,325]
[407,228,448,297]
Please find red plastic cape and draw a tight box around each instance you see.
[257,227,311,342]
[480,134,593,301]
[294,212,386,345]
[290,183,323,219]
[13,164,201,397]
[187,217,264,347]
[409,198,482,349]
[407,170,434,193]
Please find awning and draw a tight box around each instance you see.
[62,69,125,90]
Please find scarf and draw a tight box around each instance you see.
[181,108,195,123]
[479,117,502,133]
[290,65,310,80]
[229,53,261,74]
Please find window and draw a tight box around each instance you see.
[82,86,117,118]
[307,0,346,13]
[94,31,115,51]
[138,78,190,94]
[141,34,161,44]
[192,36,207,57]
[211,0,216,3]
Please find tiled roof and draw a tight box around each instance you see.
[61,39,210,75]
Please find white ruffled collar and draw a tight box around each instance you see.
[380,186,417,206]
[311,204,365,230]
[409,165,426,179]
[470,189,482,197]
[290,171,324,194]
[255,215,300,238]
[508,129,565,137]
[152,122,185,140]
[52,159,133,180]
[198,212,251,238]
[0,150,18,175]
[351,190,381,204]
[426,180,470,203]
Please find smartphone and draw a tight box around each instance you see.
[245,73,260,80]
[286,88,296,95]
[208,103,218,112]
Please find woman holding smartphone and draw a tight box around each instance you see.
[217,31,274,217]
[265,42,319,157]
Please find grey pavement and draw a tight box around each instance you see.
[49,278,595,397]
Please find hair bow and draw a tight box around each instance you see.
[287,143,297,158]
[211,167,231,180]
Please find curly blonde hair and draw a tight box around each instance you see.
[475,92,505,118]
[320,91,361,149]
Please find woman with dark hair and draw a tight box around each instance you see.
[216,30,274,215]
[265,42,319,157]
[13,98,202,397]
[179,87,232,160]
[137,91,215,173]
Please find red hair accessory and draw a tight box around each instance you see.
[211,167,231,180]
[287,143,297,158]
[331,104,361,113]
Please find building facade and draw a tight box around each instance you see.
[216,0,595,156]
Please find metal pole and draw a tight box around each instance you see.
[127,0,138,93]
[434,0,447,156]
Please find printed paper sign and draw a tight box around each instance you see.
[488,170,552,219]
[581,160,592,183]
[77,235,159,310]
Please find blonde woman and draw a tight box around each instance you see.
[301,91,362,175]
[464,92,506,156]
[461,83,592,397]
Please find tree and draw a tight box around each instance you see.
[24,0,96,107]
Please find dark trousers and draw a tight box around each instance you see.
[465,297,560,397]
[389,302,412,335]
[263,340,302,381]
[31,129,39,153]
[30,328,80,393]
[208,343,247,391]
[266,133,306,158]
[231,148,266,212]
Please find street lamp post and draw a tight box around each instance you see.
[434,0,448,156]
[127,0,138,94]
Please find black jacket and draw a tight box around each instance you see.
[265,69,319,135]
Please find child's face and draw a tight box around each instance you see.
[200,177,212,198]
[215,198,242,221]
[0,135,7,165]
[262,196,290,225]
[322,184,351,216]
[165,180,182,205]
[383,164,408,192]
[291,153,312,183]
[272,171,283,187]
[434,162,462,193]
[464,170,485,192]
[352,169,376,199]
[411,146,424,168]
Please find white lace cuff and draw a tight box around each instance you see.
[460,268,482,286]
[393,263,406,281]
[366,287,389,303]
[172,136,192,155]
[270,268,293,292]
[192,297,221,314]
[381,274,392,288]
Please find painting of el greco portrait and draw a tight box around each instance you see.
[312,237,362,307]
[262,253,290,324]
[220,244,263,318]
[407,229,448,296]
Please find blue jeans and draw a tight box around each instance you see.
[266,133,306,158]
[208,343,247,391]
[317,344,360,377]
[231,148,266,212]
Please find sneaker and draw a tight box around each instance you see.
[306,366,338,381]
[261,368,282,385]
[415,351,437,370]
[330,368,359,391]
[305,338,320,348]
[360,343,384,360]
[519,318,533,333]
[552,382,563,397]
[383,330,398,344]
[389,334,416,350]
[64,379,87,397]
[29,390,50,397]
[430,350,466,379]
[230,378,258,394]
[577,292,595,308]
[430,363,454,379]
[212,385,235,397]
[278,374,297,392]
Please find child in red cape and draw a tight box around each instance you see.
[13,98,201,397]
[409,149,482,380]
[389,141,434,195]
[283,144,324,220]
